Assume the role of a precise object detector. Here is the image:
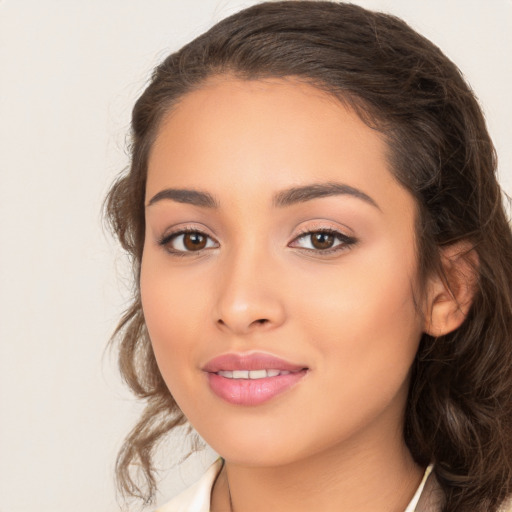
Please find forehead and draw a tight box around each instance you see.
[146,76,413,219]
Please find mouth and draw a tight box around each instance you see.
[203,352,309,406]
[216,369,298,379]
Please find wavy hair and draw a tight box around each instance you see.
[105,2,512,510]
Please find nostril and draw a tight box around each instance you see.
[215,315,277,333]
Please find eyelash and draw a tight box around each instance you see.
[158,227,357,257]
[158,228,218,257]
[291,228,357,254]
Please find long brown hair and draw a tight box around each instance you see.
[105,2,512,510]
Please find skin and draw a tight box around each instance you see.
[141,76,436,511]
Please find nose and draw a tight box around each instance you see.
[213,246,286,336]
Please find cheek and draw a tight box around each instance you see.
[296,241,422,390]
[139,253,207,395]
[295,234,419,321]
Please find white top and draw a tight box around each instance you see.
[156,460,435,512]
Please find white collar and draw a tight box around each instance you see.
[404,464,434,512]
[157,460,435,512]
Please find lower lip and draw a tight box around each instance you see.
[207,370,307,406]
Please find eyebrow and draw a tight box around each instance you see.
[147,188,219,208]
[272,182,380,209]
[146,182,379,210]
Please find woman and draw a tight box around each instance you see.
[105,1,512,510]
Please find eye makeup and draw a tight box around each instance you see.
[290,227,357,255]
[157,225,358,258]
[157,227,219,256]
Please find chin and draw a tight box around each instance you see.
[198,418,332,469]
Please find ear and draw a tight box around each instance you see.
[424,241,479,337]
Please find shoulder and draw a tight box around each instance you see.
[155,459,223,512]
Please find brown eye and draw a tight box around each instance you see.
[160,230,218,254]
[291,229,357,253]
[310,232,335,250]
[183,232,207,251]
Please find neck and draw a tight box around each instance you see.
[212,425,424,512]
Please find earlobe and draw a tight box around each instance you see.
[424,242,479,337]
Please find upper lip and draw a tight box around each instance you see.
[202,352,307,373]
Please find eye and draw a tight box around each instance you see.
[159,229,218,254]
[291,229,356,253]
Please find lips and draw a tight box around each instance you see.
[203,352,308,406]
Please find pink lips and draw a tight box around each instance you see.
[203,353,308,406]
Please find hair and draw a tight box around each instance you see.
[105,2,512,510]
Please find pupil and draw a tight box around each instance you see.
[312,232,334,249]
[184,233,206,250]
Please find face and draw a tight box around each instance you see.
[141,77,424,467]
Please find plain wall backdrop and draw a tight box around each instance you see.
[1,1,511,511]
